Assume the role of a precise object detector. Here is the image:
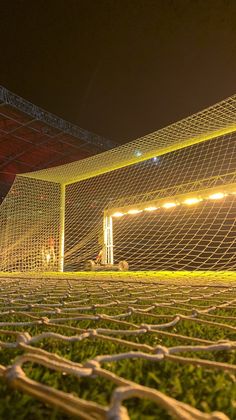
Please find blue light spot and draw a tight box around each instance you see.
[152,156,160,164]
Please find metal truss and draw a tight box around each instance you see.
[0,86,117,151]
[105,171,236,213]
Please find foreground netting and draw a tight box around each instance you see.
[0,273,236,419]
[0,94,236,271]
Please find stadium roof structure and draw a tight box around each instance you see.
[0,86,116,201]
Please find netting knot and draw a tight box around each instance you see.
[83,360,100,370]
[88,329,97,337]
[17,332,31,344]
[192,309,198,316]
[40,317,49,324]
[128,306,134,314]
[9,309,15,314]
[5,365,25,383]
[140,323,151,331]
[54,308,61,314]
[153,345,169,356]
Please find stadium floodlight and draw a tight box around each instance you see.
[209,192,225,200]
[112,212,125,217]
[183,197,202,205]
[162,202,177,209]
[127,209,143,214]
[144,206,158,211]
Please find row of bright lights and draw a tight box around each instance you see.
[112,192,227,218]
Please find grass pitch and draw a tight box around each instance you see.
[0,272,236,419]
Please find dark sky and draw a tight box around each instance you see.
[1,0,236,143]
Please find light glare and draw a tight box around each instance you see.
[111,191,228,219]
[209,192,225,200]
[128,209,143,214]
[163,202,176,209]
[184,198,201,205]
[112,212,124,217]
[144,206,158,211]
[134,149,142,157]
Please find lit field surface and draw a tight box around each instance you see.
[0,273,236,419]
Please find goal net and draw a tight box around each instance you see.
[1,94,236,272]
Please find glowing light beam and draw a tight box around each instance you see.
[184,197,202,205]
[209,192,225,200]
[112,212,125,217]
[163,202,177,209]
[127,209,143,215]
[144,206,158,211]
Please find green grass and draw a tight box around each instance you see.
[1,270,236,283]
[0,275,236,419]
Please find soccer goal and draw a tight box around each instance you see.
[1,94,236,272]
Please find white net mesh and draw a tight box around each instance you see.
[0,177,60,271]
[0,94,236,272]
[0,274,236,419]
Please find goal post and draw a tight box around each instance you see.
[103,215,114,265]
[59,184,66,272]
[1,93,236,272]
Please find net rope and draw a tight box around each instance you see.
[0,274,236,419]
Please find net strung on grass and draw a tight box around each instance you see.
[0,274,236,419]
[0,94,236,272]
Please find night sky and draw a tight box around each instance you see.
[1,0,236,144]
